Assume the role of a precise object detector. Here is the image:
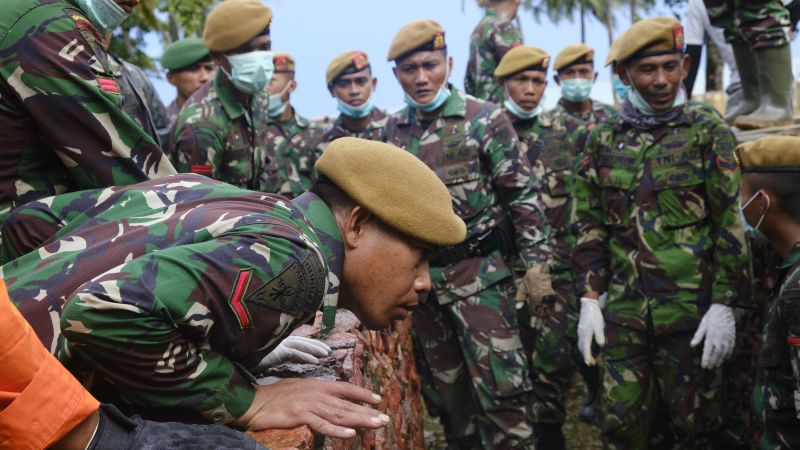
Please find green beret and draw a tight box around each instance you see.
[274,52,295,73]
[387,20,446,62]
[553,43,594,72]
[203,0,273,52]
[315,137,466,246]
[494,46,549,78]
[160,38,210,71]
[327,50,370,85]
[606,17,684,66]
[736,136,800,173]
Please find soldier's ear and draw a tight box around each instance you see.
[372,78,378,91]
[166,72,177,87]
[339,205,373,249]
[681,53,691,81]
[553,74,561,86]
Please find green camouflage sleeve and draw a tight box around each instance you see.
[60,231,324,423]
[572,127,611,295]
[491,20,523,63]
[173,110,224,175]
[483,108,550,268]
[701,121,751,306]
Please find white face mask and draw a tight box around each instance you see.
[223,50,275,95]
[503,86,542,120]
[267,81,292,117]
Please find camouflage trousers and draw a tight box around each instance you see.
[755,368,800,450]
[526,277,600,425]
[704,0,791,48]
[412,278,533,449]
[600,323,742,450]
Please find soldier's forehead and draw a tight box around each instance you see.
[396,50,446,66]
[339,67,372,80]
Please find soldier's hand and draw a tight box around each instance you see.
[257,336,332,370]
[515,265,555,307]
[577,296,605,366]
[237,379,389,438]
[690,304,736,369]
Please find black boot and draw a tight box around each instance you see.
[533,423,566,450]
[578,362,601,425]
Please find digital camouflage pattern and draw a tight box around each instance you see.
[0,0,176,235]
[756,241,800,450]
[386,87,548,449]
[507,109,591,426]
[465,8,522,104]
[173,70,269,190]
[572,102,752,447]
[704,0,791,48]
[1,174,344,424]
[316,108,388,156]
[261,107,325,198]
[550,97,617,125]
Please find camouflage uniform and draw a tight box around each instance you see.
[1,173,342,424]
[166,99,181,129]
[385,87,548,449]
[755,241,800,450]
[703,0,791,48]
[550,98,617,125]
[465,8,523,104]
[507,110,591,427]
[572,102,751,449]
[261,107,325,198]
[0,0,176,238]
[173,70,269,190]
[316,108,388,156]
[108,54,172,148]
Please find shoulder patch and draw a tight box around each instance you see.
[245,252,326,317]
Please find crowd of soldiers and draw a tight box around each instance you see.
[1,0,800,449]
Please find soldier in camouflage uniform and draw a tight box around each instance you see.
[703,0,793,128]
[262,52,325,198]
[173,0,273,190]
[317,51,387,155]
[0,0,176,247]
[465,0,523,104]
[734,136,800,450]
[550,43,616,125]
[2,137,465,438]
[493,46,591,450]
[573,18,751,449]
[385,20,551,450]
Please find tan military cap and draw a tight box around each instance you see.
[736,136,800,173]
[494,46,549,78]
[203,0,273,52]
[387,20,446,62]
[326,51,370,85]
[553,43,594,71]
[606,17,684,66]
[316,137,466,246]
[274,52,295,73]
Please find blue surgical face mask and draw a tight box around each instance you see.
[560,78,594,102]
[404,64,451,113]
[267,82,292,118]
[739,190,770,242]
[75,0,128,34]
[337,95,374,119]
[626,68,687,115]
[224,50,274,95]
[612,75,631,100]
[503,86,542,120]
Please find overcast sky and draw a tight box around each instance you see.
[142,0,800,119]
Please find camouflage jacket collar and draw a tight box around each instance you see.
[555,97,595,122]
[214,70,250,121]
[779,242,800,270]
[618,97,691,131]
[483,7,510,21]
[395,85,466,127]
[269,106,310,134]
[333,107,386,133]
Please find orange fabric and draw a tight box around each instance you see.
[0,279,99,450]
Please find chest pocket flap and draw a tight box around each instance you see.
[651,160,708,230]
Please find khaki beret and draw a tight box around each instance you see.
[161,38,210,71]
[326,50,370,85]
[387,20,446,62]
[203,0,273,52]
[736,136,800,173]
[553,43,594,72]
[494,46,549,78]
[274,52,295,73]
[315,137,466,246]
[606,17,684,66]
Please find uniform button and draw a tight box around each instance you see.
[725,291,733,298]
[212,411,226,422]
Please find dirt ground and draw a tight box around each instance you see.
[423,378,602,449]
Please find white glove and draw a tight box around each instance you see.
[257,336,332,370]
[690,304,736,369]
[577,297,606,366]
